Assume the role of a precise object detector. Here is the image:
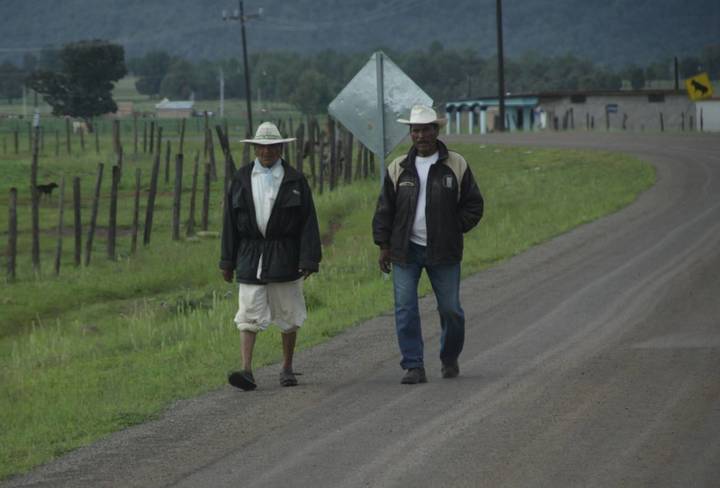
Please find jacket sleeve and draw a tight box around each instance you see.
[458,166,484,233]
[298,177,322,272]
[219,182,240,270]
[372,170,396,249]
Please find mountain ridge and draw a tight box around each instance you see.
[1,0,718,66]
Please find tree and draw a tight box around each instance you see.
[159,59,197,99]
[27,40,127,129]
[130,50,172,97]
[290,69,331,115]
[0,61,23,104]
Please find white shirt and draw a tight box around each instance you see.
[251,158,284,278]
[409,151,439,246]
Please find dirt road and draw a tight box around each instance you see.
[6,132,720,487]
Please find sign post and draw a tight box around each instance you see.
[376,52,386,184]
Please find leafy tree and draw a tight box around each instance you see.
[290,69,331,115]
[130,50,172,97]
[0,61,23,103]
[27,40,127,129]
[159,59,197,99]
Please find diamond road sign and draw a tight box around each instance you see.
[328,51,432,157]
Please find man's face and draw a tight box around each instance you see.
[410,124,439,156]
[254,143,283,167]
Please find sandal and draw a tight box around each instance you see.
[279,368,298,387]
[228,370,257,391]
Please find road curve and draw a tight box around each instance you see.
[5,133,720,488]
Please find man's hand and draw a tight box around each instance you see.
[300,269,315,280]
[378,248,391,274]
[221,269,234,283]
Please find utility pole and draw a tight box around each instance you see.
[223,1,261,135]
[496,0,506,132]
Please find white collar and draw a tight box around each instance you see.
[252,159,283,178]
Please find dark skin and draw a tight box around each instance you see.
[378,123,440,273]
[222,142,314,283]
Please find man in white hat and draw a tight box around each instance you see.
[372,105,484,384]
[220,121,321,390]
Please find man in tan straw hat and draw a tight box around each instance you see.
[220,121,321,390]
[372,104,484,384]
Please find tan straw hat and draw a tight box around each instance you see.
[240,121,296,145]
[397,104,447,126]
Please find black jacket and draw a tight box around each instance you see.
[372,140,484,265]
[219,160,321,284]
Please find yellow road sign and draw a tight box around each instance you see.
[685,73,714,101]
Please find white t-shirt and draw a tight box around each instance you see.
[251,158,284,278]
[409,151,439,246]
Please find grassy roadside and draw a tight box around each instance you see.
[0,142,655,478]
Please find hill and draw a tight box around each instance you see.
[0,0,718,65]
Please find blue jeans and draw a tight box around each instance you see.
[392,242,465,370]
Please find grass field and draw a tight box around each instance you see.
[0,100,656,478]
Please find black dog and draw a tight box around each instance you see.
[36,182,59,198]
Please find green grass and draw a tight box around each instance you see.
[0,136,655,479]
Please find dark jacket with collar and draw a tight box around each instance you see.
[372,140,484,265]
[219,160,321,284]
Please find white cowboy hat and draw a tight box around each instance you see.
[240,121,296,145]
[397,105,447,126]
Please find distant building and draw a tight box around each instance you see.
[116,101,134,117]
[155,98,194,119]
[445,90,718,133]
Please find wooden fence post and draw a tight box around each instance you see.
[131,168,141,255]
[85,163,104,265]
[144,127,162,245]
[202,163,210,231]
[79,126,85,152]
[143,120,148,153]
[54,176,66,275]
[149,120,155,155]
[215,125,237,192]
[186,152,199,236]
[659,112,664,132]
[7,188,17,282]
[172,153,184,241]
[206,127,218,181]
[354,141,363,180]
[13,128,19,154]
[30,126,41,275]
[107,165,120,260]
[73,177,82,266]
[327,118,337,191]
[164,140,172,185]
[344,129,353,184]
[178,118,186,155]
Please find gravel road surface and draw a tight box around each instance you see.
[5,132,720,488]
